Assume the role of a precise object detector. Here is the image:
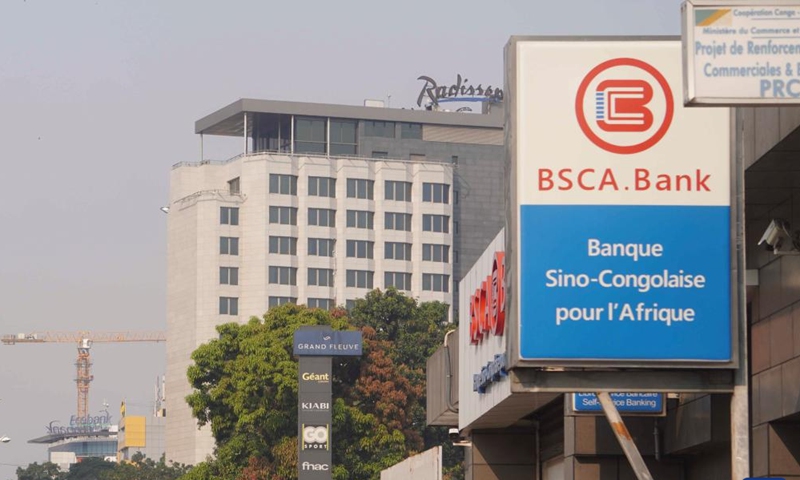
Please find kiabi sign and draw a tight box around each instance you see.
[470,252,506,344]
[417,74,504,107]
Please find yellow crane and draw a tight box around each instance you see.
[1,331,166,420]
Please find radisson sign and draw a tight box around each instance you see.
[417,74,504,107]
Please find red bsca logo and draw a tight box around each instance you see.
[575,58,674,155]
[470,252,505,345]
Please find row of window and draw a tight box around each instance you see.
[232,237,454,262]
[265,176,450,203]
[220,266,449,290]
[268,207,452,232]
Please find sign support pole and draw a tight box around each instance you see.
[597,392,654,480]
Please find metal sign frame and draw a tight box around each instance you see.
[504,36,740,376]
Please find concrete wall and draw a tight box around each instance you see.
[743,105,800,479]
[380,446,442,480]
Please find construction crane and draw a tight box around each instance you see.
[1,331,166,420]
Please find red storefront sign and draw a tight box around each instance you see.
[469,252,505,344]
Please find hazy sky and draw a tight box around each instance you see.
[0,0,683,476]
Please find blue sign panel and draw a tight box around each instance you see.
[573,393,664,414]
[519,205,731,361]
[293,329,362,357]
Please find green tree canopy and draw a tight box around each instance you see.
[181,290,458,480]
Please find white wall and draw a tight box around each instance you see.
[458,230,511,430]
[380,446,442,480]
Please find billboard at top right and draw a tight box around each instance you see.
[683,1,800,105]
[507,38,733,367]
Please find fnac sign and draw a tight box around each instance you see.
[470,252,506,344]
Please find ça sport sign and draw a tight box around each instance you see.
[470,252,506,344]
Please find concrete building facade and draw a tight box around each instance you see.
[166,99,504,465]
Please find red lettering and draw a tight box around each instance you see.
[492,252,506,336]
[598,169,619,190]
[635,169,650,190]
[557,169,573,190]
[484,275,492,336]
[577,169,595,190]
[696,170,710,191]
[539,169,554,191]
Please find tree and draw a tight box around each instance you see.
[181,292,457,480]
[16,462,63,480]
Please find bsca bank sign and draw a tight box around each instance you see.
[509,38,733,366]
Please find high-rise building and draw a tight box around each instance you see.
[166,98,504,464]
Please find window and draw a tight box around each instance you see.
[409,153,426,161]
[385,212,412,231]
[308,238,335,257]
[269,266,297,285]
[454,190,459,205]
[269,174,297,195]
[423,244,450,262]
[269,206,298,225]
[220,207,239,225]
[308,298,334,310]
[346,240,374,259]
[220,267,239,285]
[294,117,326,154]
[330,119,357,155]
[454,250,459,264]
[220,237,239,255]
[346,210,374,229]
[372,151,388,159]
[423,273,450,292]
[228,177,240,195]
[308,268,334,287]
[269,236,297,255]
[347,178,374,199]
[454,221,459,234]
[219,297,238,315]
[269,296,297,308]
[385,180,412,201]
[401,123,422,139]
[364,120,395,138]
[451,156,458,165]
[423,183,450,204]
[345,299,356,310]
[385,242,412,261]
[308,208,336,227]
[422,214,449,233]
[308,176,336,198]
[385,272,411,291]
[346,270,374,289]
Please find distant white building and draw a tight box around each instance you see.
[166,98,504,465]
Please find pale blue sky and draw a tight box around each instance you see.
[0,0,683,476]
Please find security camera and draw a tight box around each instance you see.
[759,219,787,249]
[448,428,459,442]
[759,219,800,255]
[448,428,472,447]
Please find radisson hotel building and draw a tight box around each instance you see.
[165,96,505,464]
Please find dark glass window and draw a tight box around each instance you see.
[330,119,357,155]
[384,272,411,291]
[364,121,395,138]
[308,177,336,198]
[269,174,298,195]
[346,270,374,289]
[220,237,239,255]
[219,297,239,315]
[385,242,412,261]
[347,179,374,199]
[308,208,336,227]
[294,117,326,154]
[220,207,239,225]
[219,267,239,285]
[401,123,422,139]
[346,240,374,259]
[422,214,449,233]
[346,210,374,229]
[423,274,449,292]
[385,181,412,201]
[269,236,297,255]
[308,238,335,257]
[423,183,450,204]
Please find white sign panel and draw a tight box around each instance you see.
[512,39,732,365]
[683,1,800,104]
